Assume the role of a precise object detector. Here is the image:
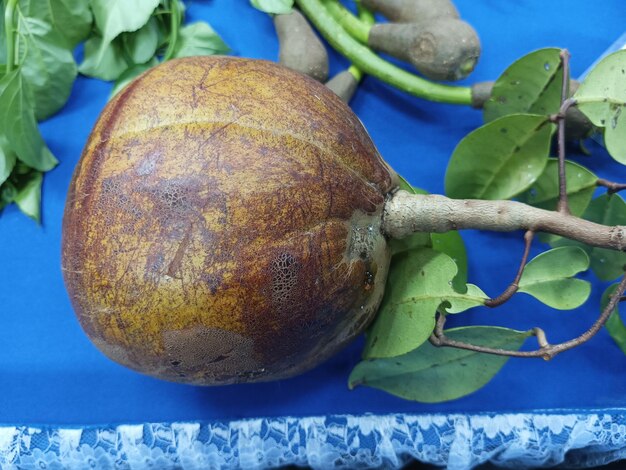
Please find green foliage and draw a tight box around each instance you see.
[518,246,590,309]
[1,0,229,220]
[518,159,597,217]
[250,0,294,14]
[364,248,486,359]
[574,50,626,164]
[89,0,160,63]
[484,48,564,123]
[123,17,160,64]
[173,22,230,58]
[16,14,77,120]
[602,283,626,355]
[18,0,93,48]
[445,114,553,200]
[0,70,57,172]
[350,326,529,402]
[79,35,130,81]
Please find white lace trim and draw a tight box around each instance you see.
[1,413,626,469]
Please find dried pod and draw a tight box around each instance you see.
[368,18,481,81]
[326,70,359,103]
[362,0,459,23]
[274,9,329,81]
[62,56,398,385]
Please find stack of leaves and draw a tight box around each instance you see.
[0,0,228,222]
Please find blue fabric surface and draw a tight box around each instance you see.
[1,1,626,467]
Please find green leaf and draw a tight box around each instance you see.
[484,48,564,123]
[553,194,626,281]
[0,181,17,211]
[602,283,626,355]
[0,70,57,171]
[79,35,129,81]
[350,326,528,403]
[250,0,294,14]
[445,114,553,200]
[90,0,160,63]
[18,0,93,48]
[518,158,597,217]
[574,50,626,163]
[110,59,158,98]
[364,248,487,359]
[0,138,17,186]
[518,246,590,309]
[431,231,468,292]
[12,169,42,222]
[173,22,230,58]
[123,17,159,64]
[16,14,77,120]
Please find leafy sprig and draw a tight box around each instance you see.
[0,0,229,222]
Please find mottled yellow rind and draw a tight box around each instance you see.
[62,56,397,385]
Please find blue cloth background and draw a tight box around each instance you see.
[1,1,626,468]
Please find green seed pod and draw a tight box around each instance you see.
[362,0,459,23]
[274,9,329,82]
[368,18,480,81]
[326,70,359,103]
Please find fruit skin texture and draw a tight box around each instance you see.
[62,56,398,385]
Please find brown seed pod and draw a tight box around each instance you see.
[274,9,329,82]
[362,0,460,23]
[326,69,359,103]
[62,56,398,385]
[368,18,481,81]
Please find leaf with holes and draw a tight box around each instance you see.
[574,50,626,164]
[250,0,294,14]
[350,326,529,403]
[552,194,626,281]
[364,248,487,359]
[445,114,553,200]
[484,48,564,123]
[603,283,626,355]
[518,246,590,309]
[518,158,597,217]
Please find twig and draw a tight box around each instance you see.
[556,49,571,215]
[597,178,626,195]
[484,230,534,307]
[384,191,626,252]
[430,273,626,360]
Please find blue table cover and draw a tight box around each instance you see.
[2,1,626,468]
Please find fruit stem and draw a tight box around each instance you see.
[384,190,626,252]
[295,0,473,105]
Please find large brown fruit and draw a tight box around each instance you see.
[62,56,398,385]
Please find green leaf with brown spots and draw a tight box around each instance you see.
[445,114,553,200]
[364,248,487,359]
[484,48,564,123]
[351,326,529,402]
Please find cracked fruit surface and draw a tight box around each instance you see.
[62,56,398,385]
